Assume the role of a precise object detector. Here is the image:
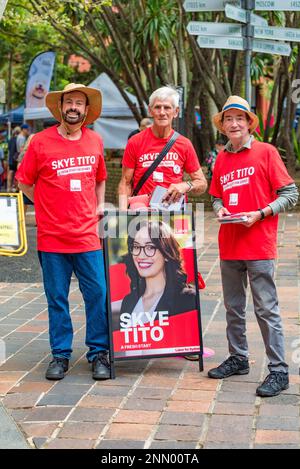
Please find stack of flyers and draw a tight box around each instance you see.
[217,213,248,224]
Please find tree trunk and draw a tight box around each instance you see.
[272,72,286,147]
[198,88,214,163]
[185,67,201,141]
[7,51,13,111]
[282,58,296,175]
[232,52,244,96]
[264,71,280,142]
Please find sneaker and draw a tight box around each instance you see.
[256,371,289,397]
[45,357,69,380]
[208,355,249,379]
[92,352,110,380]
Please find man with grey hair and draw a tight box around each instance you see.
[118,86,207,209]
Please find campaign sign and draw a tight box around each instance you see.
[0,196,19,247]
[103,210,203,376]
[0,193,28,257]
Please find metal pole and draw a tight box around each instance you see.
[244,0,255,106]
[53,56,57,91]
[245,36,252,106]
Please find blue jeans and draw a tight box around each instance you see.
[38,250,108,362]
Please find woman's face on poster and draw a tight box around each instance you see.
[131,226,165,279]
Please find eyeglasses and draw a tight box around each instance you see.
[130,243,157,257]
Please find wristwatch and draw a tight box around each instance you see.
[186,181,194,193]
[258,208,265,220]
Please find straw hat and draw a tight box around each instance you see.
[45,83,102,125]
[213,96,259,135]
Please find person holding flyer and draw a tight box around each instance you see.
[208,96,299,397]
[118,86,207,209]
[16,83,110,381]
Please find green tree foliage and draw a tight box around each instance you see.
[0,0,101,108]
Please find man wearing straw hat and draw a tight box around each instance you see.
[16,83,110,381]
[208,96,298,397]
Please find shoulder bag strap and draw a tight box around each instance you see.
[132,131,180,196]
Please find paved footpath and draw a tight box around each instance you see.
[0,212,299,449]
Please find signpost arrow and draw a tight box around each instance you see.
[249,12,268,27]
[187,21,242,36]
[253,39,291,56]
[197,35,244,51]
[255,0,300,11]
[0,0,8,20]
[197,35,291,56]
[183,0,241,12]
[225,4,268,26]
[254,26,300,42]
[225,4,247,22]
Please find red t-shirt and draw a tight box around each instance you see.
[16,125,107,253]
[209,140,294,260]
[122,127,200,195]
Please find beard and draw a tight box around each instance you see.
[62,109,86,125]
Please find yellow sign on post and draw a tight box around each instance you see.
[0,192,28,256]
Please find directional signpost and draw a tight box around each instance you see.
[184,0,300,106]
[197,35,244,50]
[254,26,300,42]
[248,12,268,27]
[197,35,291,56]
[183,0,241,12]
[255,0,300,11]
[225,4,247,22]
[253,39,291,56]
[225,4,267,26]
[187,22,242,36]
[188,22,300,43]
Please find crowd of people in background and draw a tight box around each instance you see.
[0,123,31,192]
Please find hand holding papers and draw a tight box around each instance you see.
[150,186,184,211]
[217,213,248,224]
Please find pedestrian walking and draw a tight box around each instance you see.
[17,133,35,215]
[7,126,21,192]
[16,83,110,381]
[208,95,299,397]
[16,123,30,156]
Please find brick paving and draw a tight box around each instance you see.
[0,212,299,449]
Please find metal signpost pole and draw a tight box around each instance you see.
[244,0,255,106]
